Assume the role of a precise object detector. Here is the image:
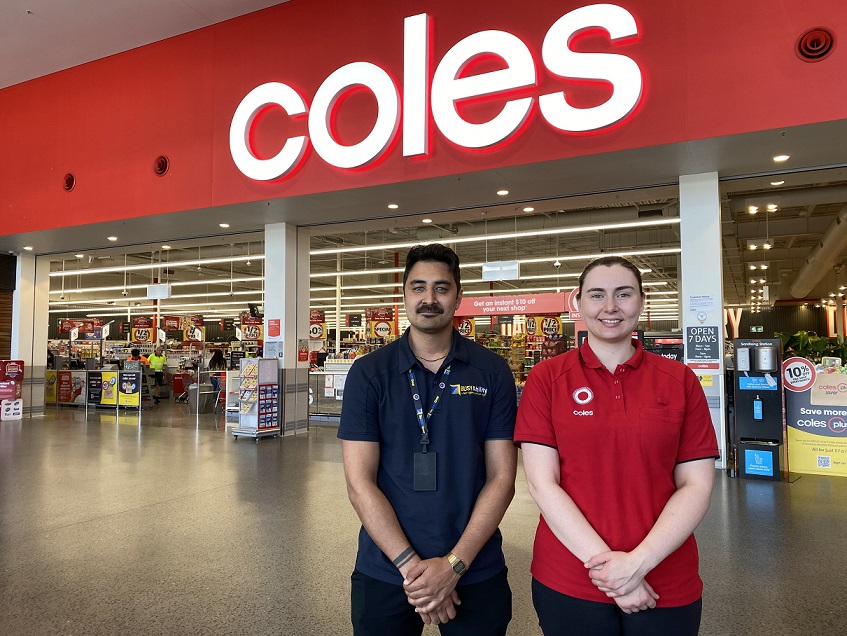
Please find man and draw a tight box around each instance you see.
[339,243,518,635]
[147,346,167,404]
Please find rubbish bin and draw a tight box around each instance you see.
[738,440,783,481]
[188,383,215,414]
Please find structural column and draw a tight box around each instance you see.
[679,173,727,469]
[11,253,50,416]
[264,223,310,434]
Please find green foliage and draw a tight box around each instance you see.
[775,330,847,363]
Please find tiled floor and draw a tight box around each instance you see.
[1,402,846,635]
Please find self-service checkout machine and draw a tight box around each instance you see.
[732,339,785,479]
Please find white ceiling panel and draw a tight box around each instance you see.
[0,0,289,89]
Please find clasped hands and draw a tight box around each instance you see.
[584,551,659,614]
[402,557,461,625]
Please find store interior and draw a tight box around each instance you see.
[45,164,847,352]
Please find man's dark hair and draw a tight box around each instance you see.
[576,256,643,300]
[130,348,141,358]
[403,244,461,289]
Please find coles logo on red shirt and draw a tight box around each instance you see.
[572,387,594,405]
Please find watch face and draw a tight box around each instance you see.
[453,560,466,574]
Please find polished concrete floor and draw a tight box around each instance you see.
[1,402,846,635]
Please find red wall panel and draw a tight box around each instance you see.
[1,0,846,235]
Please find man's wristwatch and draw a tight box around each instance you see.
[446,552,467,577]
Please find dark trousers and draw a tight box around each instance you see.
[532,578,702,636]
[351,567,511,636]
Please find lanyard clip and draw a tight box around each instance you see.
[420,432,430,453]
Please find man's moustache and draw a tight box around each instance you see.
[417,305,444,314]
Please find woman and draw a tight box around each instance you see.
[514,256,718,635]
[207,349,226,392]
[207,349,226,371]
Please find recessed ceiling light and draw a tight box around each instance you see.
[107,236,118,241]
[162,245,171,250]
[770,180,785,186]
[766,204,778,211]
[219,223,230,228]
[497,190,509,196]
[748,206,758,214]
[23,246,33,251]
[523,207,535,212]
[773,154,790,162]
[422,218,433,224]
[75,253,84,258]
[387,203,399,210]
[749,244,757,250]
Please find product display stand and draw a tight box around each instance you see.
[232,358,281,442]
[223,370,240,422]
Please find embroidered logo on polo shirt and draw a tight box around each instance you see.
[450,384,488,397]
[573,387,594,405]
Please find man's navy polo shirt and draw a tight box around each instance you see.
[338,328,517,585]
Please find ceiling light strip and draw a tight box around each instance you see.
[310,218,681,255]
[49,255,265,278]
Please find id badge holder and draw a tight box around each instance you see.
[413,452,437,491]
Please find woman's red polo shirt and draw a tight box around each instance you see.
[514,341,719,607]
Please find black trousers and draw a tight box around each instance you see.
[532,578,702,636]
[351,567,511,636]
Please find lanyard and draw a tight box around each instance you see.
[408,365,451,453]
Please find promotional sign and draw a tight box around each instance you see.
[370,321,394,339]
[784,356,847,477]
[183,315,206,342]
[59,319,99,334]
[118,371,142,407]
[267,318,281,341]
[163,315,181,330]
[87,371,118,406]
[238,314,263,341]
[310,310,327,340]
[346,314,362,327]
[0,360,24,400]
[455,317,475,338]
[366,308,395,338]
[57,371,86,404]
[539,316,563,336]
[132,317,154,344]
[44,370,57,403]
[298,339,310,362]
[456,293,565,317]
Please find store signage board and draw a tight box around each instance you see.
[456,292,564,316]
[482,261,520,281]
[685,326,721,370]
[230,4,642,181]
[146,283,172,299]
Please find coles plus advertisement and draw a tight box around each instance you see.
[783,356,847,477]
